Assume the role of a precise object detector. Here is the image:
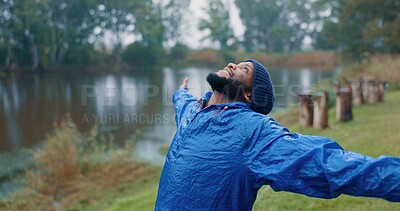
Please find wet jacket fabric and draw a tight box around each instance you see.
[155,89,400,210]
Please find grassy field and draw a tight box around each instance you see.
[76,90,400,211]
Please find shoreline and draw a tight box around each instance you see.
[0,50,339,75]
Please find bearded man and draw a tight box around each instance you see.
[155,59,400,210]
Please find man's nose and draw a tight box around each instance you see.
[228,63,237,71]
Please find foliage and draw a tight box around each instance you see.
[168,42,189,63]
[1,0,400,68]
[234,0,317,53]
[160,0,192,46]
[317,0,400,61]
[198,0,236,50]
[0,0,166,70]
[122,42,164,66]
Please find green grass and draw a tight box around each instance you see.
[65,167,160,211]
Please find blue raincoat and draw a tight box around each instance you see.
[155,89,400,210]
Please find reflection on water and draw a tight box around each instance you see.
[0,66,338,164]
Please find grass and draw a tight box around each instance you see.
[342,54,400,90]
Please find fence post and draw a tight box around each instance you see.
[336,88,353,121]
[298,94,314,128]
[313,92,328,129]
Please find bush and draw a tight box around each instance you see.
[187,49,224,66]
[122,42,164,66]
[169,43,189,62]
[0,116,149,211]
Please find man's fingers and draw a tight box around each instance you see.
[180,77,189,89]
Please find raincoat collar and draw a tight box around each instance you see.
[200,91,250,110]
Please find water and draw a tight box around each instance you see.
[0,66,339,165]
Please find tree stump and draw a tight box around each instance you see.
[336,88,353,122]
[351,78,363,106]
[298,94,314,127]
[313,92,328,129]
[363,80,379,104]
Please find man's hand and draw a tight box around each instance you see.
[180,77,189,89]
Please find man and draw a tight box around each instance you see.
[155,59,400,210]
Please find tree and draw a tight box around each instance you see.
[235,0,282,52]
[316,0,400,61]
[198,0,235,50]
[0,0,16,67]
[159,0,191,47]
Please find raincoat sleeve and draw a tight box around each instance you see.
[247,118,400,202]
[172,88,197,128]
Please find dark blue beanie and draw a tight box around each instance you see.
[245,59,275,115]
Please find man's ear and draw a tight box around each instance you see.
[244,92,252,104]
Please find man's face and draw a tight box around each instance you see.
[206,61,254,101]
[215,62,254,88]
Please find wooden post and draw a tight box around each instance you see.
[363,80,379,104]
[313,92,328,129]
[336,88,353,121]
[351,78,363,106]
[298,94,314,128]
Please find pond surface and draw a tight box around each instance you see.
[0,66,340,164]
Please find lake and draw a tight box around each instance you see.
[0,66,340,165]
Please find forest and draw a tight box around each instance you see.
[0,0,399,70]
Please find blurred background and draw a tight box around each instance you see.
[0,0,399,210]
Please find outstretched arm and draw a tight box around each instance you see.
[247,118,400,202]
[173,77,197,128]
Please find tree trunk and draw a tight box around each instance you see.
[336,88,353,122]
[28,34,39,70]
[264,28,271,52]
[313,92,328,129]
[298,94,314,127]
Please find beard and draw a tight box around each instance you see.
[206,73,250,101]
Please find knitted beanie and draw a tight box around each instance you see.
[245,59,275,115]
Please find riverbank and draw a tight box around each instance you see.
[0,118,161,210]
[0,50,339,75]
[186,50,338,71]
